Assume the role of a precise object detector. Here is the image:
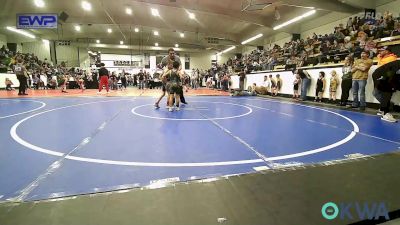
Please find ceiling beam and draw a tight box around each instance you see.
[281,0,361,13]
[56,21,241,43]
[129,0,273,28]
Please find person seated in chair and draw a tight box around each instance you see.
[5,78,13,91]
[47,78,57,89]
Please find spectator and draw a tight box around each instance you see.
[373,46,398,122]
[315,71,326,102]
[5,78,13,91]
[138,69,145,89]
[298,69,311,101]
[329,70,340,103]
[391,22,400,36]
[32,75,39,89]
[110,72,117,90]
[293,73,301,99]
[338,56,354,106]
[269,74,276,96]
[268,74,276,96]
[351,51,373,111]
[273,74,282,96]
[221,73,229,91]
[14,58,28,95]
[262,75,271,95]
[120,73,127,90]
[247,83,257,96]
[60,74,68,93]
[347,17,353,29]
[239,69,246,90]
[47,78,57,89]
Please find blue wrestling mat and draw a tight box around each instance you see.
[0,96,399,201]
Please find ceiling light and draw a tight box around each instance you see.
[42,39,49,44]
[96,40,100,43]
[175,44,179,48]
[154,31,159,36]
[107,28,112,33]
[180,33,184,38]
[134,28,139,32]
[34,0,45,7]
[223,46,236,53]
[75,25,81,31]
[241,33,263,45]
[218,46,236,55]
[81,1,92,11]
[273,10,316,30]
[120,41,124,45]
[155,43,158,46]
[126,8,132,15]
[188,12,195,19]
[6,26,36,39]
[151,8,159,17]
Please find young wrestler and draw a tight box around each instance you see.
[154,60,173,108]
[61,73,69,93]
[166,61,182,112]
[329,70,339,103]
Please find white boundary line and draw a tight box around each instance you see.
[0,99,46,119]
[64,156,264,167]
[10,99,130,157]
[242,98,359,160]
[192,102,273,168]
[131,101,253,121]
[251,97,400,145]
[9,97,360,167]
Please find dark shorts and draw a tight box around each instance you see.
[167,82,181,94]
[162,84,166,92]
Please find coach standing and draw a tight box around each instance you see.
[98,63,110,93]
[15,58,28,96]
[161,48,187,104]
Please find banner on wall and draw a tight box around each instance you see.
[364,9,376,24]
[143,53,150,69]
[113,60,142,67]
[17,14,58,29]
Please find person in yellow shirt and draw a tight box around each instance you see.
[373,46,398,122]
[351,51,373,111]
[329,70,339,103]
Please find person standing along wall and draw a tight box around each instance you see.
[373,46,398,122]
[239,69,246,91]
[315,71,326,102]
[338,56,354,106]
[351,51,373,111]
[14,58,28,96]
[137,69,145,90]
[97,63,110,93]
[298,69,311,101]
[329,70,340,103]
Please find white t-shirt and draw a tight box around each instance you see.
[263,79,271,88]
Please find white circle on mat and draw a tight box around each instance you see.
[131,101,253,121]
[10,98,359,167]
[0,99,46,119]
